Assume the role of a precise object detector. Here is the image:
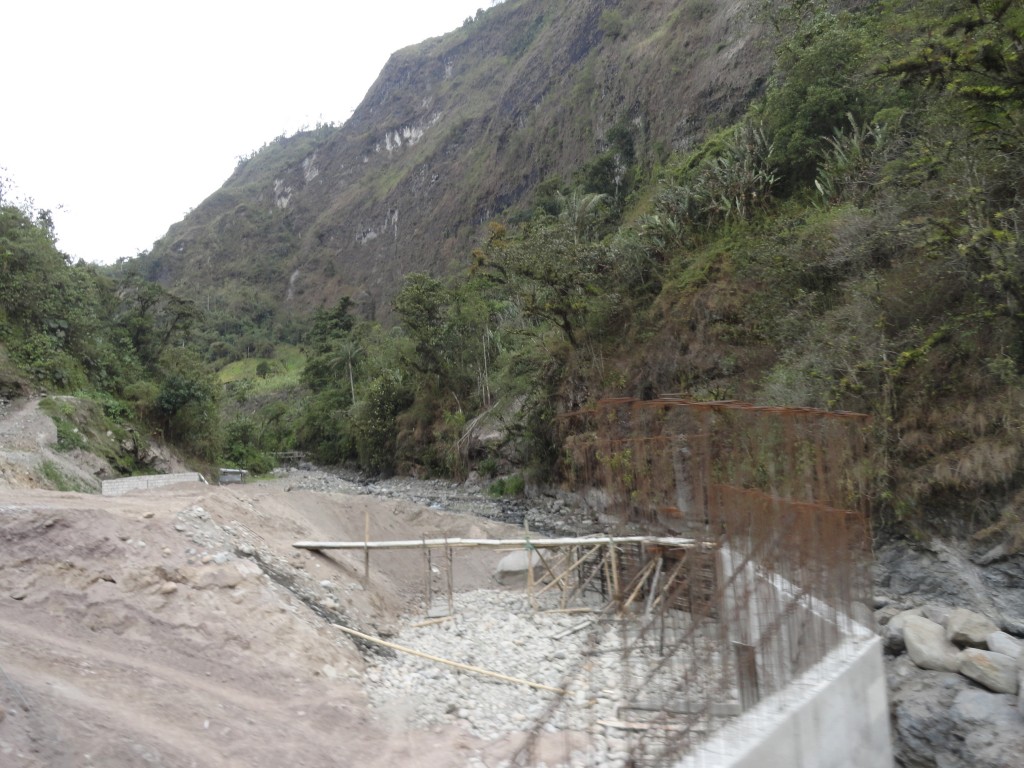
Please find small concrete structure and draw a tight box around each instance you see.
[101,472,206,496]
[218,468,248,485]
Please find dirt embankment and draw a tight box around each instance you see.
[0,397,543,767]
[0,396,187,493]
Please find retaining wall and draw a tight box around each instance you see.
[101,473,207,496]
[681,633,892,767]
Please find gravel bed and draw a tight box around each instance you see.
[363,588,733,768]
[272,465,602,536]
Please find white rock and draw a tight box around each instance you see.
[986,631,1022,659]
[946,607,999,648]
[493,550,544,587]
[957,648,1019,694]
[191,565,243,590]
[921,604,951,627]
[904,615,960,672]
[886,608,924,653]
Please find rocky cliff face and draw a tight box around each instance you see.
[138,0,769,323]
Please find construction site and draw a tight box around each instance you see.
[297,397,893,767]
[0,396,892,767]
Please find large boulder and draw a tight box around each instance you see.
[986,630,1022,660]
[951,688,1024,768]
[891,664,1024,768]
[887,655,970,768]
[904,615,960,672]
[884,607,923,654]
[957,648,1019,694]
[493,549,545,587]
[875,539,1024,635]
[946,607,1000,648]
[921,603,952,627]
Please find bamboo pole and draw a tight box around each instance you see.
[564,548,608,607]
[294,535,699,551]
[621,557,659,613]
[425,538,433,610]
[531,547,563,591]
[596,718,693,732]
[445,536,453,617]
[609,541,620,603]
[552,618,594,641]
[644,555,664,617]
[525,521,536,611]
[648,554,690,615]
[539,607,598,615]
[363,509,370,583]
[562,545,577,609]
[332,623,565,694]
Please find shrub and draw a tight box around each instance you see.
[488,474,525,497]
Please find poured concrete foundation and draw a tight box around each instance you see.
[681,632,892,767]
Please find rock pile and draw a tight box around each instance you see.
[884,607,1021,696]
[880,603,1024,767]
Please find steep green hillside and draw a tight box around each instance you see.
[269,0,1024,541]
[136,0,770,355]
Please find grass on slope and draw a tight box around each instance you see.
[218,344,306,396]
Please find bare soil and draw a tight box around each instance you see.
[0,399,536,767]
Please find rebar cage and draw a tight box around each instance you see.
[511,397,874,766]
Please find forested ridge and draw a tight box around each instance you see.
[3,0,1023,542]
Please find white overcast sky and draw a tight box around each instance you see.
[1,1,497,264]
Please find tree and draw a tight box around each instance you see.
[116,274,199,367]
[301,297,359,393]
[305,297,355,351]
[393,274,458,376]
[473,197,609,348]
[156,348,221,461]
[883,0,1024,131]
[756,6,875,188]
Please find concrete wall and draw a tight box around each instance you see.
[101,473,206,496]
[680,634,893,768]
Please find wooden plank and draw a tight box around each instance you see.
[735,642,759,711]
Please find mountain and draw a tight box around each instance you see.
[136,0,769,327]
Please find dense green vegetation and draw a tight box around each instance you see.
[5,0,1023,543]
[0,183,222,472]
